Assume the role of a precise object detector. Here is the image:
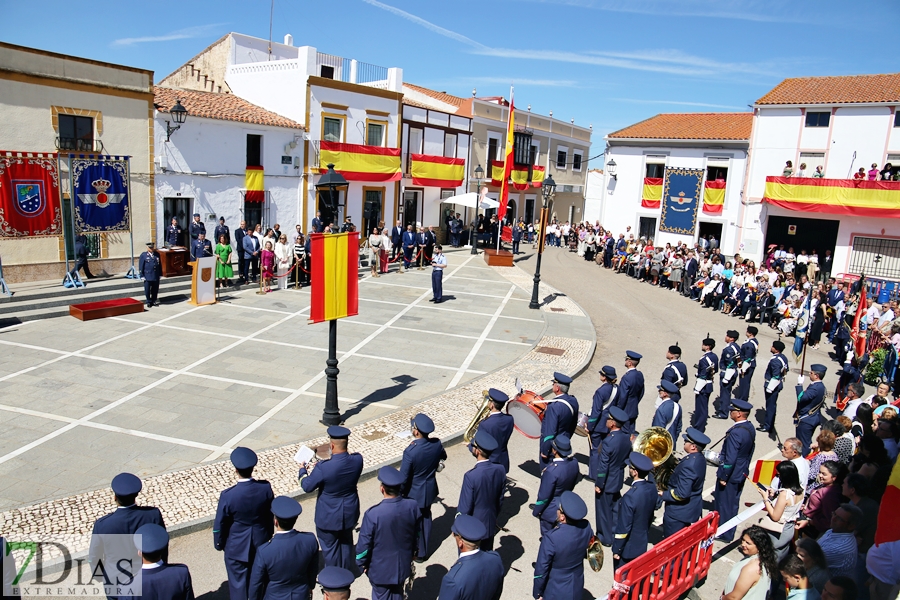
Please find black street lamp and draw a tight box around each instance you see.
[529,174,556,309]
[165,99,188,141]
[470,164,484,255]
[315,164,350,426]
[606,158,617,180]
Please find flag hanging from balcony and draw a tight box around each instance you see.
[497,88,514,219]
[763,176,900,218]
[641,177,662,209]
[659,167,703,235]
[70,154,130,232]
[245,166,265,203]
[703,180,725,214]
[319,142,401,182]
[491,162,543,190]
[410,154,464,187]
[0,151,62,237]
[309,231,359,323]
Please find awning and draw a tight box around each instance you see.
[439,192,499,209]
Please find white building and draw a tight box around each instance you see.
[583,169,604,223]
[153,86,305,246]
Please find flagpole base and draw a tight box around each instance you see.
[124,266,140,279]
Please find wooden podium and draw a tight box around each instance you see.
[158,247,191,277]
[189,256,217,305]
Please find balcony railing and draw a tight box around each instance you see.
[56,137,104,153]
[315,52,388,86]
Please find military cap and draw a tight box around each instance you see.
[551,434,572,457]
[703,337,716,349]
[746,326,759,336]
[192,213,200,217]
[559,490,588,520]
[730,398,753,412]
[608,406,628,424]
[145,241,155,247]
[599,365,618,379]
[411,413,435,434]
[772,340,785,352]
[683,427,711,446]
[230,447,258,470]
[317,566,355,592]
[810,364,827,375]
[377,466,404,487]
[658,380,679,394]
[327,426,351,439]
[452,514,487,542]
[726,330,740,339]
[111,473,142,497]
[668,345,682,355]
[473,429,498,453]
[625,350,643,361]
[133,523,169,554]
[488,388,509,404]
[553,372,572,385]
[628,451,654,472]
[271,496,302,519]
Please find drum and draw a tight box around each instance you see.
[574,411,590,437]
[703,448,722,467]
[506,390,547,439]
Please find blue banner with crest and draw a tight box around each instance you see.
[660,167,703,235]
[70,154,130,232]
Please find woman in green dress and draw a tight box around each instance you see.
[215,234,234,288]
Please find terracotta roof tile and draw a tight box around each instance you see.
[403,83,466,107]
[401,97,434,110]
[757,73,900,105]
[607,112,752,141]
[154,86,304,130]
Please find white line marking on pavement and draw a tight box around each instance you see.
[362,278,516,299]
[446,284,517,389]
[353,353,487,374]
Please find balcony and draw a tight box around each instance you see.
[762,175,900,218]
[315,52,390,88]
[56,137,105,153]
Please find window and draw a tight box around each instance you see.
[894,111,900,127]
[320,65,335,79]
[531,144,539,166]
[556,147,568,169]
[805,111,830,128]
[513,132,532,165]
[366,121,385,146]
[573,151,583,172]
[799,152,826,175]
[849,236,900,279]
[443,133,457,158]
[58,114,93,151]
[645,163,665,178]
[363,188,383,235]
[707,166,728,181]
[323,117,343,143]
[487,138,499,166]
[246,134,262,167]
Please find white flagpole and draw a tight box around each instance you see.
[124,156,139,279]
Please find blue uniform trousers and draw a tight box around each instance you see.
[713,479,744,542]
[595,491,620,546]
[371,583,404,600]
[764,388,780,430]
[224,554,252,600]
[419,506,433,558]
[714,379,735,417]
[662,514,690,538]
[432,269,442,301]
[735,367,755,401]
[143,280,159,305]
[317,527,354,571]
[692,389,712,432]
[796,415,821,456]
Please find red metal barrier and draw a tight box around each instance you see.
[607,511,720,600]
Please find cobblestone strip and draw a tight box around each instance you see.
[490,263,585,316]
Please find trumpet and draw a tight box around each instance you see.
[463,390,492,443]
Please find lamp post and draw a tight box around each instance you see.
[529,175,556,309]
[470,164,484,255]
[165,99,188,141]
[315,164,350,426]
[606,158,617,180]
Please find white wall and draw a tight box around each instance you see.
[827,106,893,178]
[584,170,604,223]
[227,59,308,125]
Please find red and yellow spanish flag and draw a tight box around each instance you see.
[763,176,900,218]
[309,231,359,324]
[245,166,265,203]
[410,154,464,187]
[319,141,401,182]
[875,458,900,544]
[703,180,726,214]
[497,89,514,219]
[642,177,662,209]
[751,459,781,486]
[491,162,544,190]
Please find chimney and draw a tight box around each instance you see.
[284,34,293,46]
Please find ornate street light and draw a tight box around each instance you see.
[529,174,556,309]
[165,99,188,141]
[606,158,617,180]
[470,164,484,255]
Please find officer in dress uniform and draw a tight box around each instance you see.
[758,340,789,432]
[430,245,447,303]
[587,366,618,480]
[594,406,631,547]
[214,217,231,246]
[90,473,166,599]
[713,399,756,542]
[691,336,718,433]
[316,566,355,600]
[213,447,274,600]
[661,345,688,390]
[795,364,827,455]
[138,242,162,308]
[399,413,446,560]
[617,351,645,435]
[247,496,318,600]
[166,217,181,247]
[356,467,422,600]
[611,452,658,570]
[531,434,580,536]
[652,380,683,441]
[457,429,506,551]
[189,213,205,241]
[477,389,515,475]
[298,426,364,571]
[712,331,740,419]
[438,515,504,600]
[659,427,709,538]
[539,372,579,468]
[532,491,593,600]
[121,524,193,600]
[191,232,213,261]
[735,326,759,401]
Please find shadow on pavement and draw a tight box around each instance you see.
[195,580,228,600]
[498,486,529,529]
[518,459,544,480]
[409,563,449,600]
[341,374,417,420]
[496,534,525,575]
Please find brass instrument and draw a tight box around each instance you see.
[463,390,492,443]
[632,426,675,491]
[586,535,604,572]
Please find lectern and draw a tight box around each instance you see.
[189,256,217,306]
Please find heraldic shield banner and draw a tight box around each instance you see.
[0,151,62,237]
[660,167,704,235]
[70,154,131,232]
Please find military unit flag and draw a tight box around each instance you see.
[70,154,130,232]
[0,151,61,237]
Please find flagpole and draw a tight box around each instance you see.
[124,156,139,279]
[62,153,82,289]
[498,85,513,254]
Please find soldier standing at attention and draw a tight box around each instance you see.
[758,340,788,432]
[138,242,162,309]
[530,434,580,536]
[247,496,318,600]
[532,491,593,600]
[586,366,618,480]
[438,515,504,600]
[712,330,740,419]
[477,389,515,475]
[691,336,718,433]
[399,413,446,560]
[611,453,657,570]
[659,427,709,537]
[735,326,759,401]
[617,351,645,435]
[594,406,631,547]
[457,430,506,551]
[539,372,579,468]
[713,399,756,542]
[661,344,688,390]
[189,213,205,241]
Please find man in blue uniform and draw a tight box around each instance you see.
[735,326,759,401]
[652,380,683,441]
[587,366,618,479]
[530,434,580,536]
[401,225,416,272]
[661,345,688,390]
[214,217,231,246]
[795,364,827,455]
[692,336,718,433]
[298,426,364,571]
[533,491,593,600]
[539,372,579,468]
[189,213,205,241]
[713,399,756,542]
[124,524,193,600]
[312,212,323,235]
[430,245,447,303]
[438,515,504,600]
[594,406,631,547]
[247,496,318,600]
[356,467,421,600]
[316,566,355,600]
[138,242,162,308]
[213,447,274,600]
[90,472,166,598]
[758,340,789,432]
[617,351,645,435]
[477,389,515,475]
[399,413,446,560]
[191,231,213,261]
[712,331,740,419]
[166,217,181,247]
[659,427,709,538]
[612,452,658,569]
[458,429,506,551]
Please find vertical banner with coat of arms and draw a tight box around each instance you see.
[659,167,704,235]
[70,154,131,232]
[0,151,62,237]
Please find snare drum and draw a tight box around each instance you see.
[703,449,722,467]
[574,411,590,437]
[506,390,547,439]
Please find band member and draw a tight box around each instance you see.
[478,389,515,474]
[533,491,592,600]
[795,364,827,455]
[438,515,504,600]
[458,429,506,551]
[127,524,194,600]
[661,344,688,390]
[594,406,631,547]
[539,372,579,468]
[611,453,657,569]
[713,399,756,542]
[617,351,645,435]
[587,366,618,479]
[692,336,718,433]
[248,496,318,600]
[652,380,682,441]
[735,326,759,401]
[659,427,709,537]
[316,567,355,600]
[399,413,446,560]
[712,331,740,419]
[758,340,788,432]
[531,434,580,536]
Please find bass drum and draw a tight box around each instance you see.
[506,390,547,439]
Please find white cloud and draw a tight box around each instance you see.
[112,24,224,47]
[609,98,747,110]
[522,0,805,23]
[472,77,580,87]
[360,0,486,49]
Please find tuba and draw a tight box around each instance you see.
[586,535,604,572]
[463,390,492,443]
[632,426,676,491]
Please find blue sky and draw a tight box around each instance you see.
[3,0,898,154]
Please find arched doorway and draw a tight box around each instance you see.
[507,199,517,223]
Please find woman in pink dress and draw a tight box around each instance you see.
[868,163,879,180]
[260,241,275,291]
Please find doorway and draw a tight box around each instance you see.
[402,190,421,229]
[244,201,263,233]
[765,215,839,267]
[317,189,345,231]
[507,200,517,223]
[697,222,723,247]
[164,197,190,247]
[363,188,383,236]
[638,216,657,241]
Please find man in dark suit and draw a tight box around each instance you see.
[477,389,515,475]
[355,467,421,600]
[533,491,593,600]
[214,217,231,246]
[242,232,260,283]
[587,366,618,480]
[138,242,162,308]
[312,211,323,234]
[189,213,205,241]
[457,429,506,551]
[683,251,698,295]
[213,447,274,600]
[190,232,212,261]
[660,427,709,537]
[123,524,193,600]
[424,226,436,262]
[438,515,504,600]
[594,406,631,546]
[539,372,579,468]
[401,225,416,272]
[247,496,318,600]
[612,453,658,569]
[531,434,580,536]
[713,399,756,541]
[298,426,364,570]
[233,221,247,282]
[416,228,428,270]
[390,220,403,260]
[399,413,446,560]
[617,351,645,435]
